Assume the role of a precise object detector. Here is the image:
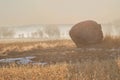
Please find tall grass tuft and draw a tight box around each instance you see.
[0,58,120,80]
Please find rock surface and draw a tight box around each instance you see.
[69,20,103,47]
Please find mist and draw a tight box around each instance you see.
[0,0,120,39]
[0,22,120,40]
[0,0,120,25]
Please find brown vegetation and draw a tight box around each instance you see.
[0,35,120,56]
[0,58,120,80]
[0,35,120,80]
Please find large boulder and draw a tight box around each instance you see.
[69,20,103,47]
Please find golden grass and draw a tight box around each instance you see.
[0,35,120,56]
[0,35,120,80]
[0,35,120,51]
[0,63,69,80]
[102,35,120,48]
[76,35,120,48]
[0,58,120,80]
[0,39,75,56]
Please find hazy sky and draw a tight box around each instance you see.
[0,0,120,25]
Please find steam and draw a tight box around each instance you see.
[0,24,120,40]
[102,24,120,36]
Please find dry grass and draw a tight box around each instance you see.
[1,35,120,56]
[76,35,120,48]
[0,36,119,57]
[0,39,75,56]
[0,35,120,80]
[102,35,120,48]
[0,58,120,80]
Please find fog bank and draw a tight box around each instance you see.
[0,24,120,40]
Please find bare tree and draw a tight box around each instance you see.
[31,32,38,38]
[18,34,24,38]
[44,24,60,39]
[0,27,15,39]
[37,29,43,38]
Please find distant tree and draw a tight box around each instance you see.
[18,33,24,38]
[44,24,60,39]
[31,32,38,38]
[37,29,43,38]
[0,27,15,38]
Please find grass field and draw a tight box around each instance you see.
[0,35,120,80]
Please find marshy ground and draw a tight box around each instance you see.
[0,36,120,80]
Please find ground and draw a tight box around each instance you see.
[0,36,120,80]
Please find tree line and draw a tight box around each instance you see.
[0,25,61,39]
[0,27,15,38]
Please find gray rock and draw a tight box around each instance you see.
[69,20,103,47]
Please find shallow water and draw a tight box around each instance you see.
[0,56,47,65]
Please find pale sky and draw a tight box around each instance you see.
[0,0,120,25]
